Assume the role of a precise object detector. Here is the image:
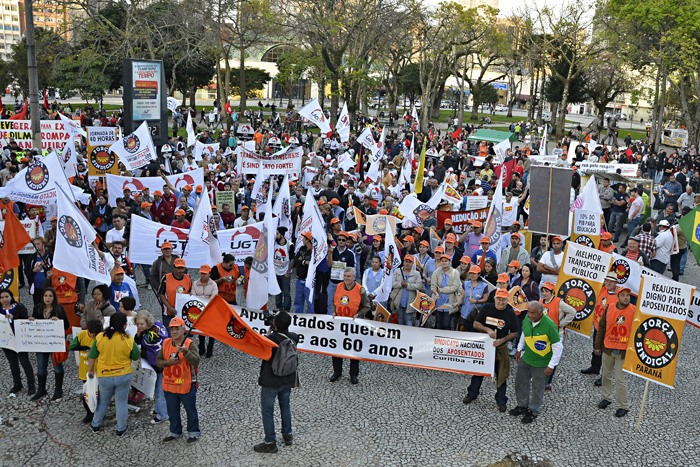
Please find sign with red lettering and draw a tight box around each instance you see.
[436,209,489,233]
[0,120,73,150]
[239,146,302,177]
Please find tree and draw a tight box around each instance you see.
[7,28,69,96]
[276,48,308,109]
[543,51,588,129]
[479,84,500,106]
[398,63,421,109]
[583,57,631,118]
[53,49,111,103]
[228,67,272,98]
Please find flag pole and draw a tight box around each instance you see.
[636,380,650,431]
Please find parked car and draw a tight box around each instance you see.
[495,104,506,112]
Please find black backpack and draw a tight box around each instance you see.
[271,333,298,377]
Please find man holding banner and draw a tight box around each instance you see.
[594,288,635,417]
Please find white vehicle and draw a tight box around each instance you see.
[618,113,628,120]
[540,111,552,122]
[495,104,506,112]
[662,128,689,148]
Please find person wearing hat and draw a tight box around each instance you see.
[330,268,370,384]
[293,232,314,314]
[582,272,620,384]
[234,205,252,228]
[274,227,293,312]
[108,262,136,312]
[139,201,154,222]
[415,240,431,275]
[443,233,464,269]
[211,254,242,305]
[156,317,201,443]
[464,287,518,412]
[390,255,422,327]
[457,265,487,332]
[650,219,674,274]
[670,208,689,281]
[430,254,461,330]
[459,220,484,257]
[158,258,192,329]
[162,175,198,210]
[171,209,191,229]
[620,235,650,268]
[151,189,175,226]
[422,245,443,295]
[498,233,530,274]
[539,281,575,391]
[149,241,180,291]
[537,236,564,287]
[511,300,563,424]
[609,183,630,243]
[470,237,497,271]
[329,217,343,241]
[486,273,511,304]
[598,232,617,254]
[594,287,635,417]
[192,264,217,358]
[326,231,355,313]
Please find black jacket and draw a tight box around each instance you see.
[258,330,299,388]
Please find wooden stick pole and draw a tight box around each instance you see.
[636,380,650,431]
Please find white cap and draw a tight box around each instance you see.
[658,220,670,227]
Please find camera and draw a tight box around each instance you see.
[262,310,275,327]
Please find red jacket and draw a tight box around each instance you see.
[152,198,174,225]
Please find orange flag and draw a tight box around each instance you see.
[192,295,278,360]
[0,213,32,275]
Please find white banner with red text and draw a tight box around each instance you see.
[105,168,205,206]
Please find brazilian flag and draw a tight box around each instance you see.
[678,206,700,265]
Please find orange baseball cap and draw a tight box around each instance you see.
[174,258,186,268]
[175,209,186,216]
[510,232,521,238]
[439,254,451,261]
[435,246,445,254]
[497,273,509,283]
[318,200,326,205]
[338,231,349,239]
[419,240,429,247]
[469,265,481,274]
[196,185,203,193]
[329,199,340,205]
[161,241,173,249]
[114,267,125,274]
[479,237,490,244]
[551,236,563,242]
[154,190,163,196]
[301,231,313,240]
[444,218,453,225]
[169,317,186,328]
[403,235,415,243]
[507,260,520,268]
[404,254,414,262]
[379,209,389,215]
[141,201,152,209]
[472,221,482,228]
[541,281,556,291]
[601,232,612,240]
[460,256,471,264]
[495,288,509,298]
[51,216,57,221]
[199,264,212,273]
[241,205,250,211]
[183,184,193,191]
[618,287,631,295]
[331,217,341,224]
[445,233,456,243]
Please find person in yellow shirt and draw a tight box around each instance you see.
[69,319,103,424]
[87,313,140,436]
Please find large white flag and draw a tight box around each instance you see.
[411,107,419,131]
[186,111,196,148]
[398,185,443,226]
[247,191,280,309]
[59,137,78,180]
[493,138,510,164]
[58,112,86,138]
[54,188,114,285]
[250,164,265,209]
[336,102,350,142]
[193,141,219,162]
[539,124,547,155]
[366,127,386,182]
[111,121,157,172]
[186,186,223,268]
[167,97,181,113]
[298,191,328,303]
[376,222,402,302]
[272,174,292,239]
[356,126,377,153]
[0,151,87,205]
[297,98,332,135]
[485,170,505,260]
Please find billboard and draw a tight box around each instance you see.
[123,59,168,146]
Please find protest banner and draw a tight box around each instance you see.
[105,168,205,206]
[0,120,74,150]
[365,214,398,236]
[687,293,700,329]
[302,167,318,190]
[556,242,613,337]
[129,215,261,266]
[239,146,302,176]
[623,275,695,389]
[102,315,138,337]
[571,209,602,249]
[0,315,16,350]
[87,127,120,176]
[436,209,489,234]
[0,268,19,298]
[235,307,496,376]
[193,141,219,161]
[111,121,157,171]
[131,358,157,398]
[609,253,660,297]
[577,162,638,178]
[14,319,66,352]
[215,190,236,213]
[5,219,37,255]
[464,196,489,210]
[410,291,436,326]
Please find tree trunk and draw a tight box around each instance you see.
[318,77,325,108]
[469,87,479,121]
[239,49,247,111]
[556,78,570,138]
[651,66,660,145]
[190,86,196,108]
[457,66,465,128]
[655,67,666,150]
[536,69,545,125]
[330,73,339,126]
[528,65,537,122]
[430,84,443,120]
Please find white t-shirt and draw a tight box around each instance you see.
[106,227,125,245]
[274,243,290,276]
[628,196,645,221]
[540,250,564,286]
[501,198,519,227]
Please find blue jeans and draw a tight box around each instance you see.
[294,279,313,314]
[625,216,642,243]
[275,274,292,311]
[680,248,688,274]
[154,372,168,421]
[435,311,451,330]
[648,169,656,182]
[36,352,64,376]
[141,264,151,283]
[467,361,508,405]
[397,306,415,326]
[164,383,200,438]
[327,281,339,314]
[91,373,132,432]
[260,385,292,444]
[522,172,529,185]
[609,211,626,241]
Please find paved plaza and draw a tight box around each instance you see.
[1,262,699,467]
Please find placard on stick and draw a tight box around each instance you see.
[528,166,573,237]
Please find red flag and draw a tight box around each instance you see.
[452,127,461,139]
[0,213,32,276]
[0,99,5,116]
[429,129,434,140]
[494,159,516,188]
[192,295,278,360]
[9,99,27,120]
[43,90,49,110]
[224,101,233,115]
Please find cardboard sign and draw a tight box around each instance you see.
[0,315,16,350]
[215,190,236,213]
[571,209,601,249]
[365,214,398,235]
[436,209,489,234]
[87,127,120,176]
[14,319,66,352]
[131,358,157,398]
